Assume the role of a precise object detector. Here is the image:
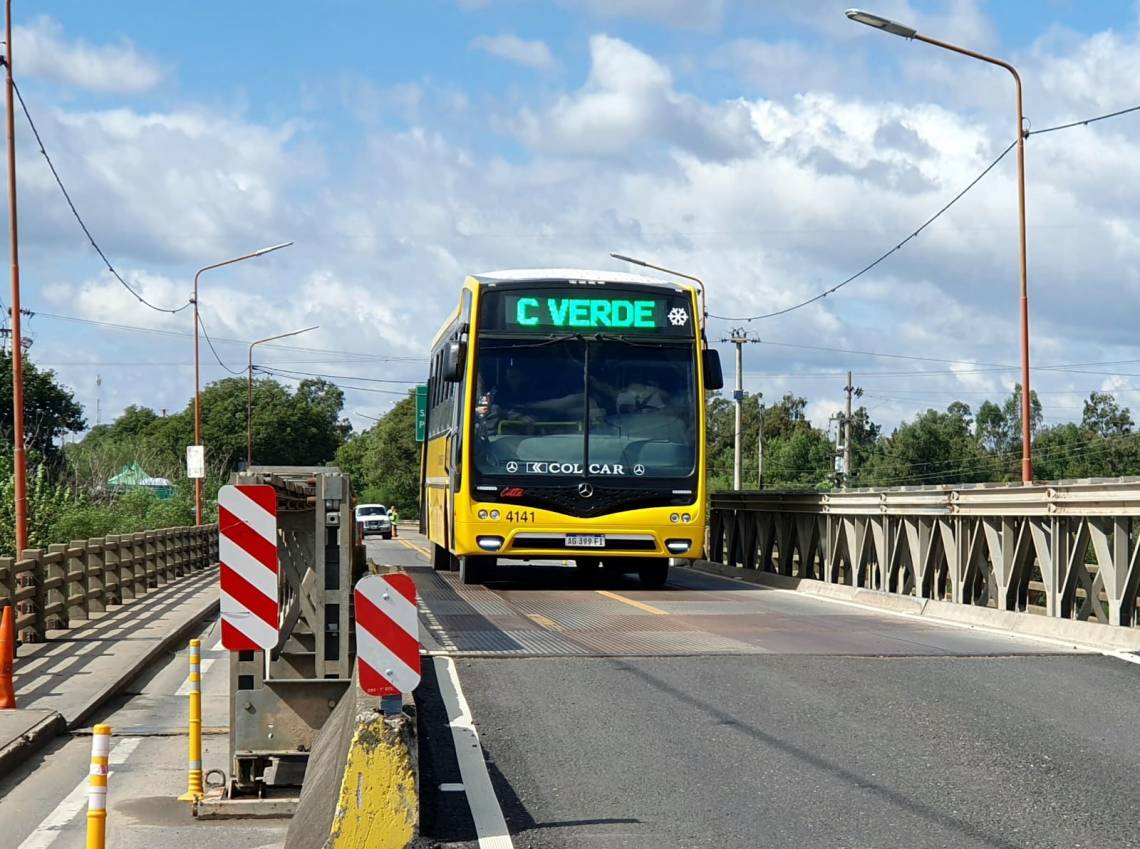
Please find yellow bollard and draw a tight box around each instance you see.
[177,639,204,801]
[86,724,111,849]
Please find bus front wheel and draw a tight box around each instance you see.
[459,555,495,585]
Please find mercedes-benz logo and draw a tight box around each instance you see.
[505,461,519,473]
[577,483,594,498]
[633,464,646,476]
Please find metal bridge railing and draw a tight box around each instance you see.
[0,525,218,644]
[709,478,1140,627]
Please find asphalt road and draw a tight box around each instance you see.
[369,530,1140,849]
[0,618,288,849]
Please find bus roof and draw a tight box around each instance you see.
[472,268,688,290]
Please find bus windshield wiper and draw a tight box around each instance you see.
[480,334,569,350]
[590,333,688,348]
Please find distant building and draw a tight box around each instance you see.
[107,463,175,499]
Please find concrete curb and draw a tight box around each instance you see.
[684,560,1140,653]
[68,591,220,730]
[0,709,66,778]
[286,682,419,849]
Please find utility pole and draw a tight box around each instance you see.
[4,0,27,552]
[843,371,853,486]
[757,395,764,490]
[730,328,748,490]
[840,371,863,488]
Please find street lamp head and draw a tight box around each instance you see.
[845,9,917,38]
[252,241,293,257]
[610,252,645,267]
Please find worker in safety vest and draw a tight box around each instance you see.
[389,505,399,538]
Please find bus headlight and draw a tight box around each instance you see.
[665,539,691,554]
[478,510,489,520]
[670,513,680,523]
[490,509,501,520]
[682,513,691,523]
[477,536,504,551]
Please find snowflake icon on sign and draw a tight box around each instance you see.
[667,307,689,327]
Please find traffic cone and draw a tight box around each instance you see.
[0,605,15,710]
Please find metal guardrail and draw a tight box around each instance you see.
[0,525,218,644]
[709,477,1140,627]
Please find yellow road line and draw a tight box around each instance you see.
[398,538,431,560]
[525,613,564,631]
[594,589,668,616]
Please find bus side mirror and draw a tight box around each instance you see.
[443,340,466,382]
[702,349,724,390]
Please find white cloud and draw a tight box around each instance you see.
[470,34,556,70]
[515,35,758,159]
[14,16,163,94]
[559,0,724,30]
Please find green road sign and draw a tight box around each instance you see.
[415,385,428,442]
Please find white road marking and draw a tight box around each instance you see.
[440,782,466,791]
[175,657,215,696]
[434,656,514,849]
[16,737,142,849]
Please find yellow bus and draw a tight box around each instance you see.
[421,269,723,586]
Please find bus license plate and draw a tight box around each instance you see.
[566,534,605,548]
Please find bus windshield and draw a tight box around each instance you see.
[472,337,697,481]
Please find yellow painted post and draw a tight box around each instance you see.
[86,724,111,849]
[177,639,204,801]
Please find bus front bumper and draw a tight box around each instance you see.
[455,521,702,560]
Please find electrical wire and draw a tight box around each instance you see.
[707,138,1017,322]
[254,366,413,396]
[31,310,422,361]
[257,366,421,385]
[1027,103,1140,136]
[196,312,244,376]
[11,79,191,315]
[708,100,1140,324]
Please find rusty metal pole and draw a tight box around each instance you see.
[192,270,203,526]
[246,326,318,468]
[5,0,27,551]
[911,33,1033,483]
[844,10,1034,482]
[190,243,293,525]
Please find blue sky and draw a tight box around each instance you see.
[6,0,1140,437]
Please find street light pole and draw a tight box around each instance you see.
[610,253,707,330]
[845,9,1034,483]
[247,326,318,468]
[4,0,27,553]
[191,242,292,525]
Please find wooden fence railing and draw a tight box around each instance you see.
[0,524,218,644]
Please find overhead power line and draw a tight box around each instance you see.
[708,138,1017,322]
[260,366,420,385]
[31,310,423,362]
[255,365,413,396]
[709,99,1140,324]
[196,312,244,375]
[11,79,190,315]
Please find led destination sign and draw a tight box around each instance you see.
[493,289,694,335]
[511,295,656,329]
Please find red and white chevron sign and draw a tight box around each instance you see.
[218,484,279,651]
[354,574,421,696]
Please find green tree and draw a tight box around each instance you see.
[0,352,85,466]
[336,393,420,512]
[1081,392,1133,437]
[861,404,993,487]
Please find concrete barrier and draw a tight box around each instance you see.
[686,560,1140,653]
[284,676,418,849]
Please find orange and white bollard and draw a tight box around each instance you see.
[86,724,111,849]
[177,639,204,801]
[0,604,15,709]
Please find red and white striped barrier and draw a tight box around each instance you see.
[218,484,279,650]
[354,574,421,696]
